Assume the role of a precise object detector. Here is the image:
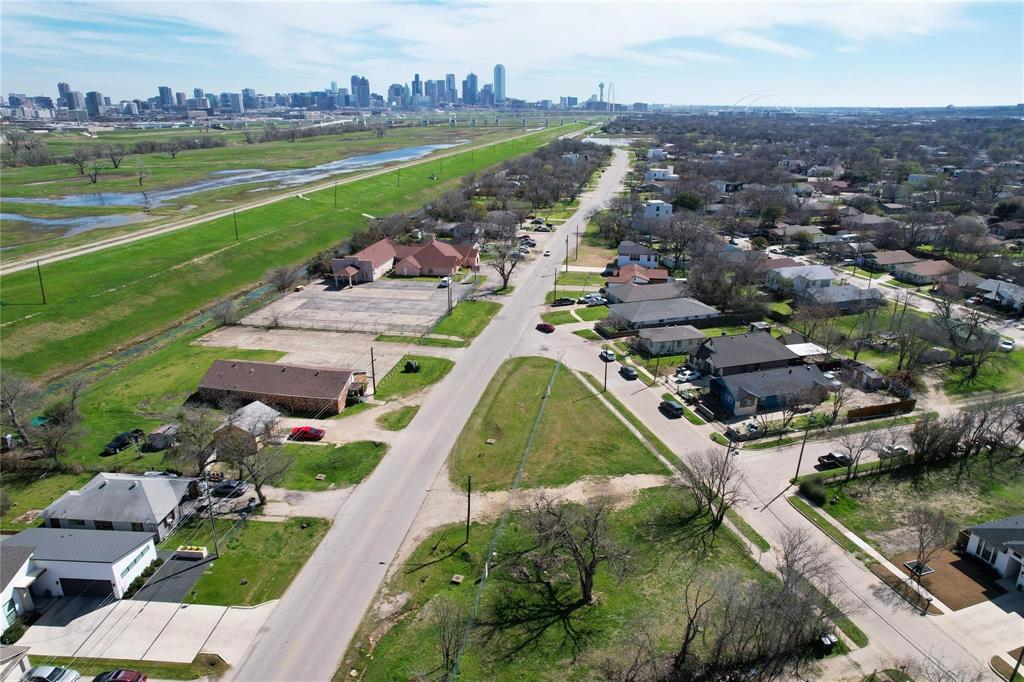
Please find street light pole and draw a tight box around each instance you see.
[564,235,569,273]
[603,360,608,392]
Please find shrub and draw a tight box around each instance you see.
[799,479,828,506]
[1,619,25,645]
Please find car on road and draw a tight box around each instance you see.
[103,429,145,455]
[842,258,856,265]
[288,426,326,442]
[438,276,452,288]
[93,671,147,682]
[620,366,639,380]
[817,452,852,469]
[536,225,553,232]
[551,297,576,307]
[536,322,555,334]
[998,338,1015,352]
[659,400,684,419]
[599,349,616,362]
[211,480,249,498]
[674,369,700,383]
[21,667,80,682]
[543,249,551,257]
[879,444,909,459]
[529,217,544,225]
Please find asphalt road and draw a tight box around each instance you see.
[224,146,631,682]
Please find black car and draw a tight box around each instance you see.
[620,366,639,380]
[659,400,684,419]
[211,480,249,498]
[816,452,852,470]
[103,429,145,455]
[551,297,576,307]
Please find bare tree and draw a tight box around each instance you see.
[243,130,256,144]
[486,234,524,291]
[907,507,957,586]
[164,140,182,159]
[828,382,853,424]
[136,161,146,187]
[671,573,717,673]
[265,266,303,292]
[0,372,40,447]
[679,447,746,527]
[598,620,664,682]
[28,380,85,467]
[87,162,101,184]
[105,144,126,168]
[169,408,220,475]
[70,146,91,174]
[209,298,239,326]
[835,426,879,480]
[216,417,292,506]
[428,597,467,676]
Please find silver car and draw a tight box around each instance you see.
[22,667,81,682]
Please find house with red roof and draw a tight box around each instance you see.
[330,237,479,286]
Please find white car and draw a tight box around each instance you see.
[543,249,551,257]
[675,369,700,383]
[21,667,81,682]
[822,371,842,388]
[438,276,452,288]
[998,338,1015,352]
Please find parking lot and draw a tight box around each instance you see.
[242,278,473,335]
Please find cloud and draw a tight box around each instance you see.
[718,30,810,58]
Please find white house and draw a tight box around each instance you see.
[647,148,668,162]
[616,240,660,268]
[641,199,672,230]
[644,167,678,182]
[765,265,835,293]
[1,547,37,630]
[1,528,157,601]
[962,514,1024,591]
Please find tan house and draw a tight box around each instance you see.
[893,259,959,285]
[331,237,479,285]
[199,360,368,415]
[860,250,918,272]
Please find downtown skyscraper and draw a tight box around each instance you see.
[493,64,506,103]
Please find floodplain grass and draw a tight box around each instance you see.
[170,516,329,606]
[432,300,501,339]
[280,441,387,491]
[376,405,420,431]
[449,357,663,491]
[42,654,229,681]
[373,355,454,401]
[1,124,581,379]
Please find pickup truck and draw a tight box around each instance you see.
[817,452,852,469]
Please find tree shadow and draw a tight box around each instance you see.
[642,495,719,553]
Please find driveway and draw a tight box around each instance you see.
[20,597,276,665]
[133,553,214,603]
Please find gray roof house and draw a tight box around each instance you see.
[42,473,198,542]
[962,514,1024,589]
[976,279,1024,312]
[637,326,707,357]
[605,281,687,305]
[765,265,835,293]
[806,284,884,312]
[692,332,799,377]
[711,365,830,417]
[607,298,720,331]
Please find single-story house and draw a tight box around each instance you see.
[710,365,830,417]
[691,332,799,377]
[41,473,199,542]
[199,359,368,415]
[935,271,984,299]
[605,263,670,286]
[784,342,829,360]
[860,250,919,272]
[0,645,32,682]
[976,279,1024,312]
[990,220,1024,240]
[709,179,743,194]
[960,514,1024,591]
[805,284,884,312]
[605,281,688,305]
[636,326,707,357]
[616,240,660,268]
[765,265,835,293]
[1,528,157,600]
[841,213,897,233]
[214,400,282,454]
[893,259,959,285]
[331,236,479,284]
[841,361,886,391]
[770,224,823,242]
[1,547,37,630]
[607,297,720,331]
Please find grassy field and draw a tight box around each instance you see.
[171,516,329,605]
[942,349,1024,396]
[340,487,766,681]
[575,304,608,321]
[373,355,454,401]
[42,654,228,681]
[573,328,602,341]
[449,357,663,491]
[555,271,604,287]
[280,441,387,491]
[573,218,616,268]
[0,471,94,531]
[820,458,1024,558]
[1,124,582,379]
[377,405,420,431]
[431,300,502,340]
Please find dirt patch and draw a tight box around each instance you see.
[374,590,410,620]
[866,527,920,557]
[870,562,944,614]
[892,547,1007,610]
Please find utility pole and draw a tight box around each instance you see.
[35,261,46,305]
[553,268,558,300]
[333,181,338,208]
[793,422,812,482]
[370,347,377,394]
[233,210,239,240]
[465,475,472,545]
[564,235,569,273]
[203,473,220,558]
[603,359,609,392]
[575,229,581,260]
[447,283,453,315]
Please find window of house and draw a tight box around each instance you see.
[3,599,16,628]
[132,522,145,532]
[979,540,994,563]
[68,519,85,527]
[95,521,113,531]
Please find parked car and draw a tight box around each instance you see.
[659,400,684,419]
[998,338,1015,352]
[288,426,326,442]
[842,258,856,265]
[822,371,842,389]
[144,424,179,452]
[620,366,639,380]
[543,249,551,257]
[674,370,700,383]
[536,322,555,334]
[551,297,576,307]
[93,671,147,682]
[103,429,145,455]
[599,349,616,362]
[22,667,80,682]
[879,444,909,459]
[536,226,553,233]
[530,217,544,225]
[438,276,452,288]
[211,480,249,498]
[817,452,852,469]
[586,297,607,307]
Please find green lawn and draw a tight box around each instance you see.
[575,304,609,321]
[375,334,467,348]
[450,357,663,491]
[555,271,603,287]
[788,497,874,565]
[0,471,93,532]
[377,405,420,431]
[699,325,751,337]
[540,310,577,325]
[820,458,1024,558]
[942,349,1024,396]
[42,654,228,681]
[769,299,794,316]
[172,516,329,605]
[374,355,454,401]
[1,125,581,379]
[281,441,387,491]
[573,329,602,341]
[544,289,588,303]
[341,487,765,681]
[432,300,502,340]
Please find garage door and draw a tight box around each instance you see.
[59,578,113,598]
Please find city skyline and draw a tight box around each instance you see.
[1,1,1021,107]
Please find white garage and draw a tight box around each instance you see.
[0,528,156,601]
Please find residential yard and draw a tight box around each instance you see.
[280,441,387,491]
[942,348,1024,396]
[339,487,767,681]
[449,357,664,491]
[573,329,602,341]
[373,355,454,401]
[575,305,609,321]
[377,405,420,431]
[572,219,616,268]
[41,654,228,681]
[540,310,578,326]
[0,471,93,531]
[821,458,1024,558]
[432,300,502,340]
[555,271,604,287]
[171,516,329,606]
[545,288,589,304]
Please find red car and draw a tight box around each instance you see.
[536,322,555,333]
[94,671,147,682]
[288,426,326,442]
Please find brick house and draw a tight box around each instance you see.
[331,236,479,285]
[199,360,368,416]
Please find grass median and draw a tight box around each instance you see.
[377,405,420,431]
[373,355,454,401]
